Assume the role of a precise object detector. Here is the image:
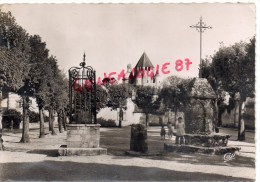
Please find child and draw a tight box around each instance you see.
[0,134,4,151]
[160,125,166,140]
[175,117,185,145]
[167,122,173,139]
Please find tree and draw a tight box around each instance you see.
[0,10,31,143]
[28,35,50,138]
[1,10,68,141]
[201,57,227,127]
[134,86,160,127]
[44,56,61,135]
[201,37,255,141]
[52,72,69,133]
[159,76,191,125]
[0,10,30,93]
[106,83,130,127]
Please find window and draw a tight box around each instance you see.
[16,101,22,108]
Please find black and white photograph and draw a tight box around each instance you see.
[0,1,257,181]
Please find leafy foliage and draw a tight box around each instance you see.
[160,76,192,111]
[0,10,30,93]
[201,38,255,100]
[135,86,158,112]
[0,10,69,140]
[97,117,117,127]
[2,109,22,128]
[107,84,130,110]
[134,86,161,126]
[200,37,255,140]
[28,110,40,123]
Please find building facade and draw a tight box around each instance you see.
[123,52,161,88]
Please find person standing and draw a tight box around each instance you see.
[0,134,4,151]
[167,122,173,139]
[175,117,185,144]
[160,125,166,140]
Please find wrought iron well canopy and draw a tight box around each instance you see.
[68,53,97,124]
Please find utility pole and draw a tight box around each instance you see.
[190,16,212,78]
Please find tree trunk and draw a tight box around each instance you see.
[49,108,57,135]
[118,110,122,128]
[118,119,122,128]
[237,100,246,141]
[58,111,63,133]
[0,112,2,132]
[10,119,13,131]
[118,107,123,128]
[145,113,149,127]
[234,100,238,127]
[174,108,177,127]
[214,99,219,128]
[0,90,2,132]
[20,99,30,143]
[49,115,51,131]
[39,107,45,138]
[217,105,222,127]
[62,111,67,131]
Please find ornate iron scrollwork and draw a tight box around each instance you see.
[68,53,97,124]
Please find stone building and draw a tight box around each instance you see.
[124,52,161,88]
[0,91,39,129]
[98,52,162,126]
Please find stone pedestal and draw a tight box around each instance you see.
[58,124,107,156]
[130,124,148,153]
[184,134,231,147]
[164,143,240,155]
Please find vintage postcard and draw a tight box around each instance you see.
[0,1,258,181]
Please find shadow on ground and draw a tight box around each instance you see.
[0,161,254,181]
[2,125,255,180]
[99,127,255,169]
[26,149,59,157]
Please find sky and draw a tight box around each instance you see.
[1,3,256,81]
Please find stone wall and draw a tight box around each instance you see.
[221,101,255,129]
[97,98,142,126]
[185,98,215,134]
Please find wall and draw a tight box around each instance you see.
[1,92,38,113]
[1,92,40,129]
[97,98,142,126]
[221,97,255,129]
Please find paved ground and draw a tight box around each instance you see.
[0,124,256,181]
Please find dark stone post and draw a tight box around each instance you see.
[130,124,148,153]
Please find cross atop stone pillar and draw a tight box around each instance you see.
[190,17,212,78]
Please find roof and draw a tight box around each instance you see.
[188,78,217,99]
[135,52,154,68]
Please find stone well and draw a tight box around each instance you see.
[58,124,107,156]
[59,54,107,156]
[164,78,240,155]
